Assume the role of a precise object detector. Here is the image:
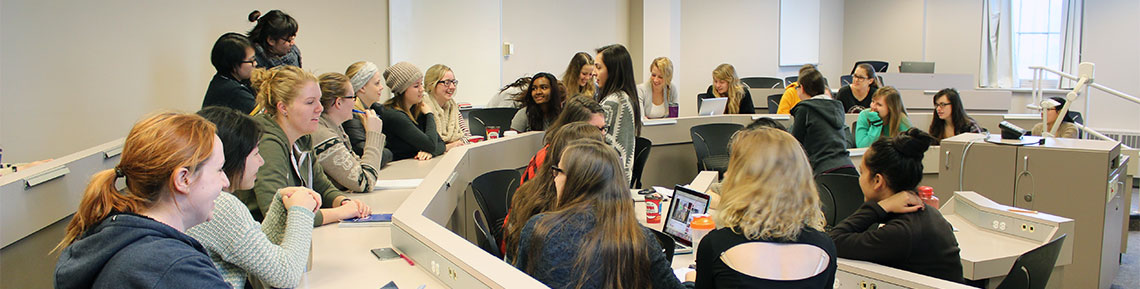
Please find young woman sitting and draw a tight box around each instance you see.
[854,86,912,148]
[929,88,983,144]
[312,73,385,193]
[511,72,565,132]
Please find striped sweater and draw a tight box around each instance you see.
[186,192,315,289]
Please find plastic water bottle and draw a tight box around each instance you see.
[689,214,715,257]
[917,186,940,209]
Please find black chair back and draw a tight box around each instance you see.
[995,235,1067,289]
[469,108,518,137]
[786,76,829,87]
[690,123,743,173]
[470,169,521,244]
[650,229,676,265]
[631,137,653,189]
[840,75,853,86]
[816,182,838,227]
[815,173,863,227]
[851,61,890,74]
[767,94,782,114]
[741,77,785,89]
[473,209,502,259]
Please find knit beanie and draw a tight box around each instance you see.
[384,62,423,95]
[349,61,379,93]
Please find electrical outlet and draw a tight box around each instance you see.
[448,267,458,280]
[431,261,440,275]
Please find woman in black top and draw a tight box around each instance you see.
[705,63,755,114]
[835,63,880,113]
[695,128,836,289]
[928,88,983,144]
[202,33,258,114]
[829,129,964,283]
[379,62,445,161]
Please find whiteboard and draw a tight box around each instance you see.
[779,0,821,66]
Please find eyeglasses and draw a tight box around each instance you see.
[550,165,564,176]
[438,79,459,86]
[341,94,357,100]
[240,59,257,65]
[934,102,952,108]
[851,74,871,80]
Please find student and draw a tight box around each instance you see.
[240,65,370,225]
[854,86,911,148]
[544,96,607,140]
[489,76,530,108]
[789,67,856,175]
[504,122,605,258]
[513,139,685,289]
[246,10,300,69]
[705,63,756,114]
[637,57,678,119]
[929,88,983,144]
[422,64,471,151]
[54,113,230,289]
[695,128,837,288]
[561,52,596,98]
[312,73,385,193]
[706,117,789,207]
[380,62,446,161]
[1030,96,1079,138]
[511,72,565,132]
[188,107,320,289]
[836,63,881,113]
[342,60,394,166]
[595,44,642,182]
[776,64,820,114]
[829,129,964,283]
[202,33,258,114]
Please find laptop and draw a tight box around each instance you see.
[899,61,935,73]
[661,185,712,254]
[697,97,728,116]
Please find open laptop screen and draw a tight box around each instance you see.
[662,185,711,246]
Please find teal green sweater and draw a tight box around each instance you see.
[854,109,911,148]
[236,114,346,226]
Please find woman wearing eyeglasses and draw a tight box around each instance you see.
[836,63,881,113]
[928,88,982,144]
[203,33,259,114]
[423,64,471,151]
[312,73,385,193]
[1030,96,1079,138]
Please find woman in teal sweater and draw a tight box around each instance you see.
[855,86,911,148]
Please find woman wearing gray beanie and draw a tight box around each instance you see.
[380,62,446,161]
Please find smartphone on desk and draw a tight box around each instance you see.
[372,247,400,261]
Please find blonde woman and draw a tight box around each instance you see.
[854,86,912,148]
[560,52,596,98]
[637,57,678,119]
[313,73,385,193]
[705,64,755,114]
[694,128,836,288]
[422,64,471,151]
[341,61,393,167]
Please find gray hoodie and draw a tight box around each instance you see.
[790,97,855,175]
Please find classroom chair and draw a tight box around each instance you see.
[468,107,518,137]
[994,234,1067,289]
[814,173,863,227]
[650,229,676,265]
[741,76,785,89]
[690,123,744,176]
[851,60,889,74]
[473,209,502,259]
[631,137,653,189]
[470,169,521,246]
[785,76,828,87]
[767,94,782,114]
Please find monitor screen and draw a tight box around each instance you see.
[663,186,711,246]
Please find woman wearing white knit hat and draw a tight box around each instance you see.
[379,62,446,161]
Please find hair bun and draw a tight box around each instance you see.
[892,129,934,159]
[248,10,261,22]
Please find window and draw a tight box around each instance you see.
[1012,0,1064,87]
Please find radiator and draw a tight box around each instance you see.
[1100,130,1140,148]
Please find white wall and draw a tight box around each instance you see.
[639,0,683,92]
[841,0,925,75]
[1080,0,1140,132]
[500,0,630,92]
[389,0,500,107]
[0,0,389,163]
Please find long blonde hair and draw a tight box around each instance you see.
[561,52,595,98]
[713,63,747,114]
[872,86,910,139]
[649,57,674,100]
[250,65,318,116]
[718,128,825,241]
[55,113,217,252]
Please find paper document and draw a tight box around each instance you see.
[374,179,423,190]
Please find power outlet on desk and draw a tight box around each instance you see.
[448,267,458,280]
[430,261,440,275]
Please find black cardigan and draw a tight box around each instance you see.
[829,201,965,283]
[202,73,257,114]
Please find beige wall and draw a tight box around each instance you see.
[389,0,500,107]
[0,0,390,163]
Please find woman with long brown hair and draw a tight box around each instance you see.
[514,139,685,289]
[54,113,231,289]
[854,86,911,148]
[561,52,596,98]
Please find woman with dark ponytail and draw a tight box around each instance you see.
[54,113,231,289]
[828,129,964,283]
[247,10,301,69]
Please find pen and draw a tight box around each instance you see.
[417,285,426,289]
[399,253,415,266]
[1008,208,1038,214]
[352,109,367,114]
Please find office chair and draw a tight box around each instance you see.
[786,76,829,87]
[470,169,521,245]
[848,121,858,148]
[840,75,853,86]
[815,173,863,227]
[650,229,676,265]
[468,108,518,137]
[816,181,838,227]
[850,61,889,74]
[631,137,653,189]
[994,234,1067,289]
[767,94,783,114]
[690,123,744,175]
[473,209,502,259]
[741,77,785,89]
